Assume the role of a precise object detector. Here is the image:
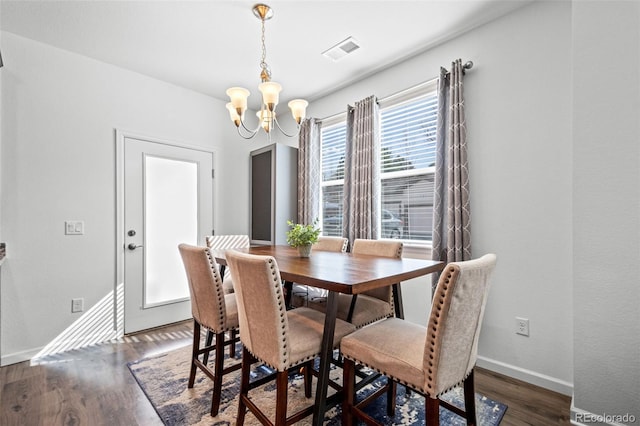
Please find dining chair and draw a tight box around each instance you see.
[226,250,356,426]
[290,236,349,307]
[305,239,402,328]
[340,253,497,426]
[205,234,250,294]
[177,243,242,417]
[342,239,403,326]
[203,235,249,360]
[315,235,349,252]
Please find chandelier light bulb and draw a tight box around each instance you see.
[256,109,275,133]
[226,87,250,116]
[288,99,308,124]
[226,103,242,127]
[258,81,282,111]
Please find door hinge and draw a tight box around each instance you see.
[212,169,215,178]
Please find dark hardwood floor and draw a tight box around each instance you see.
[0,320,571,425]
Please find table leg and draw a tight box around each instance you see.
[392,283,410,396]
[312,291,338,426]
[283,280,293,309]
[392,283,404,319]
[219,264,226,280]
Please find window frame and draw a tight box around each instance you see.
[319,113,347,238]
[319,79,438,247]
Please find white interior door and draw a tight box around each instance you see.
[122,136,213,333]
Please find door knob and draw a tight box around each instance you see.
[128,243,143,250]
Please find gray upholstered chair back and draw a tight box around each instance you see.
[178,244,230,333]
[424,253,497,396]
[226,250,291,371]
[314,236,348,252]
[351,239,403,302]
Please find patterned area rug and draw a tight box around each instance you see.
[128,344,507,425]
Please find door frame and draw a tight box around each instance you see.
[115,129,215,336]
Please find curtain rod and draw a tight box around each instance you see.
[319,77,437,124]
[444,60,474,75]
[319,60,474,122]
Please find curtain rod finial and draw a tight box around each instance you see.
[464,61,473,70]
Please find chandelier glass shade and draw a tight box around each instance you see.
[226,4,308,140]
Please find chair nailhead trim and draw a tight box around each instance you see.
[205,248,227,331]
[424,264,459,396]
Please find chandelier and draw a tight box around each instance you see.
[226,4,308,140]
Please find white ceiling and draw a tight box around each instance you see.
[1,1,531,109]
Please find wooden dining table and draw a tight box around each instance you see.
[212,244,444,426]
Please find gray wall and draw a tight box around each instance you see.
[310,0,573,395]
[572,1,640,423]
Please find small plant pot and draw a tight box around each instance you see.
[297,244,312,258]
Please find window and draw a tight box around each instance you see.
[320,120,347,237]
[320,81,438,244]
[379,87,437,241]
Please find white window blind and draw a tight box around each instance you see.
[319,80,438,243]
[379,91,437,241]
[320,122,347,236]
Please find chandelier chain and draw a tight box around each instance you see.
[260,17,270,81]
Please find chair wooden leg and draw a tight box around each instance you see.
[188,321,200,388]
[342,358,356,426]
[236,347,251,426]
[229,330,237,358]
[203,329,214,365]
[386,378,397,417]
[210,331,225,416]
[303,361,312,398]
[275,370,289,425]
[463,370,477,426]
[426,396,440,426]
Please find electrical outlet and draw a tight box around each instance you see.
[65,221,85,235]
[71,298,84,313]
[515,317,530,336]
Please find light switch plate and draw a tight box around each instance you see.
[71,298,84,313]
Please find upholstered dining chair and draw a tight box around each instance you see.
[205,234,250,294]
[226,250,356,426]
[305,239,402,328]
[315,235,349,252]
[342,239,403,326]
[204,235,249,360]
[291,236,349,307]
[177,244,242,417]
[340,253,497,426]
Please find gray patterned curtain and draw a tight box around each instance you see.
[342,95,380,246]
[297,118,321,224]
[432,59,471,288]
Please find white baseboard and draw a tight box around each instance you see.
[476,355,573,396]
[1,330,119,367]
[1,347,42,366]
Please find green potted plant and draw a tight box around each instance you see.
[286,219,321,257]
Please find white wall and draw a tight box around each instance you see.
[309,0,574,394]
[0,31,251,364]
[572,1,640,424]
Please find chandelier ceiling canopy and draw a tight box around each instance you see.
[226,3,308,141]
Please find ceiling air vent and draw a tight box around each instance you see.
[322,36,360,62]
